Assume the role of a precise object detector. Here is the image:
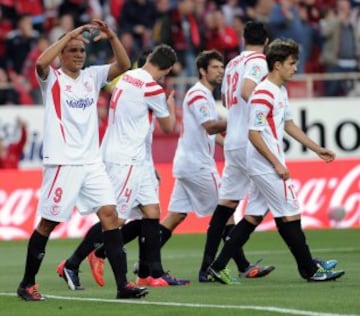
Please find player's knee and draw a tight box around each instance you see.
[244,214,263,225]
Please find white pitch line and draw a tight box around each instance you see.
[1,292,359,316]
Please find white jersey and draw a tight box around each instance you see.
[37,65,110,165]
[101,68,169,164]
[173,81,218,177]
[221,51,267,150]
[247,79,293,175]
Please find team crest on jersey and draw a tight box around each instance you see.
[250,65,261,78]
[65,85,72,92]
[199,105,210,117]
[84,81,93,92]
[255,110,266,126]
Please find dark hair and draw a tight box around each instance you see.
[195,50,224,79]
[137,49,153,68]
[265,38,299,71]
[244,21,268,46]
[148,44,177,70]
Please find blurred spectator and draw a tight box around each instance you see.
[152,0,170,45]
[4,14,39,74]
[159,0,203,102]
[48,13,75,43]
[22,36,51,104]
[0,117,27,169]
[221,0,244,26]
[118,0,156,50]
[319,0,360,96]
[14,0,45,32]
[0,6,14,68]
[268,0,308,73]
[8,71,33,104]
[58,0,90,26]
[205,9,239,62]
[0,67,19,105]
[245,0,275,24]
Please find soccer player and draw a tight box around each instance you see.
[198,21,275,281]
[16,20,148,301]
[207,38,345,284]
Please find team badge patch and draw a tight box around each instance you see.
[255,110,266,126]
[199,105,210,117]
[250,65,261,78]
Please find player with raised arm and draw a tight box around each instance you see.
[208,38,344,284]
[17,20,148,301]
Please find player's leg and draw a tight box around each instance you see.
[18,165,82,300]
[160,212,187,246]
[255,174,344,282]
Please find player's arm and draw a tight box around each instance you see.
[157,90,176,134]
[241,78,258,102]
[91,20,131,81]
[202,119,227,135]
[248,129,289,180]
[285,120,335,163]
[35,25,91,80]
[215,133,225,147]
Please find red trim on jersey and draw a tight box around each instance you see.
[211,172,218,195]
[188,89,205,97]
[144,88,164,97]
[250,98,273,109]
[145,81,157,87]
[47,165,61,199]
[117,165,134,199]
[254,89,274,99]
[251,98,278,139]
[188,95,206,106]
[244,55,266,65]
[51,75,66,142]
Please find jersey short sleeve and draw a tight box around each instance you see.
[248,89,273,132]
[187,90,216,125]
[85,64,111,91]
[243,57,268,85]
[144,81,169,118]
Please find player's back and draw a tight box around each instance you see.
[102,68,160,164]
[222,51,267,151]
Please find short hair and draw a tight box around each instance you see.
[265,38,299,71]
[148,44,177,70]
[244,21,268,46]
[195,50,224,79]
[136,49,153,68]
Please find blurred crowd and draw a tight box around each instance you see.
[1,0,360,106]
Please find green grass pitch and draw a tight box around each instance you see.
[1,229,359,316]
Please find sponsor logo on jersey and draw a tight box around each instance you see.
[250,65,261,78]
[200,105,210,117]
[66,97,94,110]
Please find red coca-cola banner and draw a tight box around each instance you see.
[0,159,359,240]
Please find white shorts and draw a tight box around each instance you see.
[105,162,158,220]
[219,148,250,201]
[246,173,301,217]
[38,163,116,222]
[169,170,220,217]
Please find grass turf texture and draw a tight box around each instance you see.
[1,229,359,316]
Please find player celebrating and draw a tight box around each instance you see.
[208,38,345,284]
[17,20,148,301]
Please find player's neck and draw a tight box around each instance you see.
[199,78,215,92]
[244,45,264,53]
[61,67,81,79]
[267,72,285,87]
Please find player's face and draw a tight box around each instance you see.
[279,55,297,82]
[205,59,224,87]
[60,39,86,73]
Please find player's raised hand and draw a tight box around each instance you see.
[91,19,116,42]
[68,24,93,44]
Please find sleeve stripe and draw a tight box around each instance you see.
[254,89,274,99]
[250,98,273,110]
[146,81,158,87]
[188,95,206,106]
[245,55,266,65]
[188,89,206,97]
[144,88,164,97]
